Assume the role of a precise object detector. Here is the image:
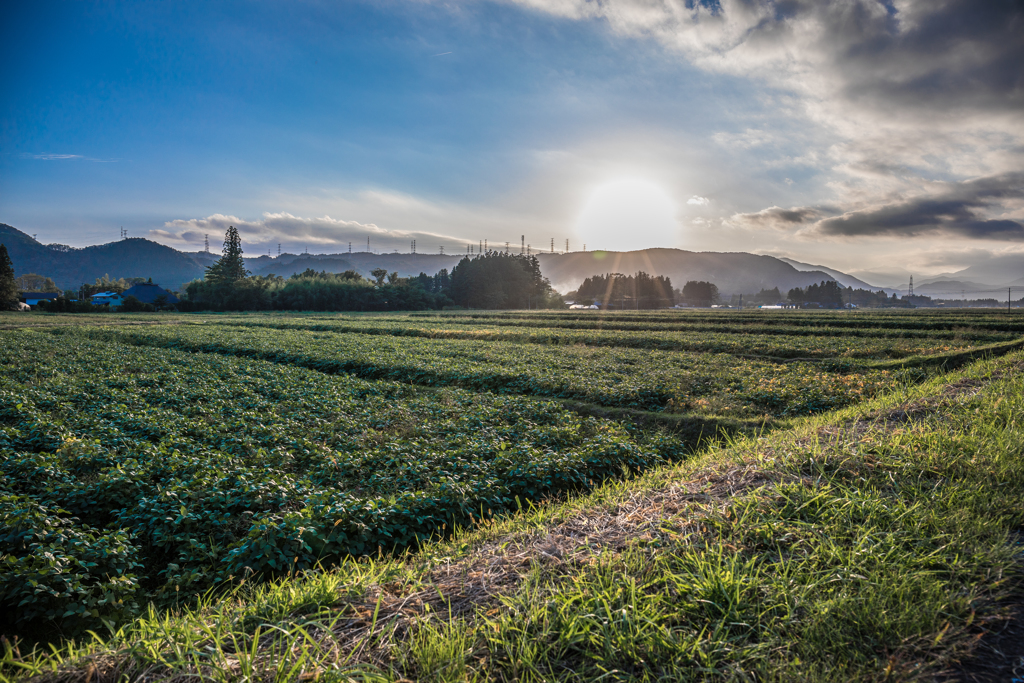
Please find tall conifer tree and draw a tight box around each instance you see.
[0,244,19,309]
[205,226,249,284]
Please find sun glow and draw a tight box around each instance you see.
[575,178,678,252]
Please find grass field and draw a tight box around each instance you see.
[1,309,1022,681]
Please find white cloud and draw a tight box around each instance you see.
[150,212,466,253]
[687,195,710,206]
[22,153,119,162]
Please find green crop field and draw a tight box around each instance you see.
[2,309,1023,681]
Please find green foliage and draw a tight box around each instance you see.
[6,350,1024,681]
[574,271,675,309]
[81,275,147,297]
[205,225,249,285]
[681,280,719,307]
[0,244,18,310]
[788,279,846,307]
[449,252,559,309]
[0,330,676,633]
[0,493,142,634]
[61,323,904,415]
[12,274,60,294]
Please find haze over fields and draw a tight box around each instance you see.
[2,1,1022,285]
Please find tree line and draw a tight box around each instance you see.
[178,226,563,312]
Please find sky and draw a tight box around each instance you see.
[2,0,1022,285]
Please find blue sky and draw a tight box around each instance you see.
[2,0,1021,281]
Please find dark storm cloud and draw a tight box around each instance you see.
[829,0,1024,115]
[731,205,822,229]
[813,173,1024,240]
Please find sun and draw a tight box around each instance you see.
[575,178,678,252]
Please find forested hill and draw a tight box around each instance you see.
[0,224,207,291]
[2,223,853,295]
[534,249,840,295]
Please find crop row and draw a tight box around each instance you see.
[0,330,678,633]
[216,316,990,358]
[52,325,909,416]
[408,309,1024,333]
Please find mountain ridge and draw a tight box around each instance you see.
[1,222,903,296]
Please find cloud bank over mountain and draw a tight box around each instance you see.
[150,212,468,254]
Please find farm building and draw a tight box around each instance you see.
[122,282,180,305]
[19,292,59,308]
[90,291,124,307]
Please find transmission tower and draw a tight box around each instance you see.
[505,241,509,254]
[565,239,569,253]
[348,242,352,254]
[908,275,914,297]
[550,238,554,253]
[278,243,281,257]
[204,234,210,253]
[411,239,416,254]
[367,236,370,253]
[527,244,531,256]
[439,245,445,255]
[484,239,488,252]
[521,235,525,255]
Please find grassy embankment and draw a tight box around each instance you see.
[3,351,1022,682]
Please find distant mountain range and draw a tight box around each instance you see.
[12,220,1015,298]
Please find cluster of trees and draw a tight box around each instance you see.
[81,275,149,297]
[181,226,562,311]
[0,245,18,309]
[449,251,563,309]
[573,272,675,309]
[14,273,61,293]
[787,280,847,307]
[680,280,718,307]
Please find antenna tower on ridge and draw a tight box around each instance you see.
[204,234,209,252]
[909,275,914,297]
[565,239,569,253]
[277,243,281,257]
[439,245,445,255]
[411,239,416,254]
[521,235,525,255]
